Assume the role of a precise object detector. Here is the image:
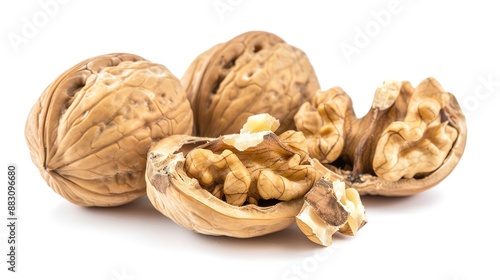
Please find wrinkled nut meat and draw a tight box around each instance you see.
[185,114,317,206]
[294,77,466,196]
[25,53,194,206]
[146,114,366,243]
[181,31,320,137]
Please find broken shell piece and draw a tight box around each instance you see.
[296,179,367,246]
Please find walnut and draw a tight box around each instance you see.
[185,115,317,206]
[181,31,320,137]
[145,114,327,238]
[294,77,467,196]
[25,53,194,206]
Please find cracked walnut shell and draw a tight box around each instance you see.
[25,53,194,207]
[294,77,467,196]
[181,30,320,137]
[145,114,323,238]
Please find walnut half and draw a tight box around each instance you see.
[145,114,321,237]
[294,77,467,196]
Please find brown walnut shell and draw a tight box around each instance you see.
[294,78,467,196]
[181,30,320,137]
[145,133,314,238]
[25,53,194,206]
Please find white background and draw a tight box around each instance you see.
[1,1,499,280]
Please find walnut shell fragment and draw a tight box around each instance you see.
[296,178,367,246]
[25,53,194,206]
[145,114,322,238]
[181,30,320,137]
[294,77,467,196]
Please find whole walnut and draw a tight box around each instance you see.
[25,53,194,207]
[181,31,320,137]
